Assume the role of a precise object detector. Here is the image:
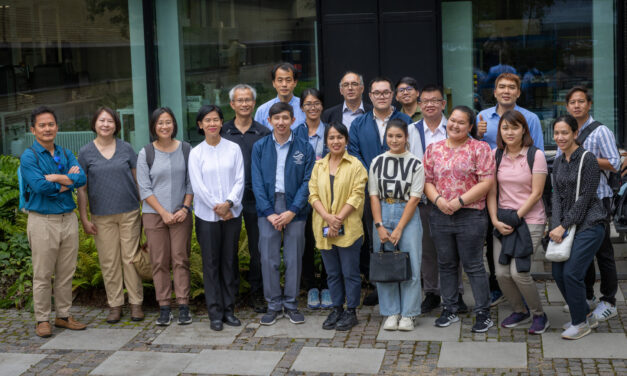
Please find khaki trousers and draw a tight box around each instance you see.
[493,223,545,316]
[92,208,143,307]
[28,211,79,322]
[142,213,192,306]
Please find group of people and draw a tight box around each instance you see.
[21,62,620,342]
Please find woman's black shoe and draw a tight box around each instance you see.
[322,307,343,330]
[210,319,223,331]
[223,313,241,326]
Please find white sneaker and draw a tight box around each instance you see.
[383,315,400,331]
[563,313,598,330]
[592,301,618,321]
[561,322,591,340]
[562,296,597,313]
[397,316,414,331]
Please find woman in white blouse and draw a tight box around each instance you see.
[189,105,245,332]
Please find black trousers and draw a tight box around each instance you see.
[302,211,328,289]
[361,196,374,279]
[485,220,501,292]
[584,197,618,305]
[243,210,263,294]
[196,216,242,320]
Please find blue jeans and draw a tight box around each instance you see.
[552,224,604,325]
[320,237,362,309]
[429,208,490,314]
[373,202,422,317]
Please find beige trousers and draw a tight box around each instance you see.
[28,211,79,322]
[493,223,545,316]
[92,208,143,307]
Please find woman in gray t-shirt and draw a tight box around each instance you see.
[77,107,144,324]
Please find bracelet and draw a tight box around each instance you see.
[182,205,191,213]
[458,196,465,206]
[434,195,442,205]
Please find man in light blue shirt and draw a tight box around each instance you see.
[273,131,293,193]
[254,62,306,130]
[476,72,544,151]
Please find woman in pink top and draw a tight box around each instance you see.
[423,105,495,333]
[487,110,549,334]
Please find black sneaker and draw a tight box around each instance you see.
[285,309,305,324]
[472,312,494,333]
[457,294,469,314]
[260,309,282,326]
[177,304,192,325]
[335,309,358,331]
[421,293,441,313]
[435,309,459,327]
[362,287,378,306]
[156,306,173,326]
[322,307,343,330]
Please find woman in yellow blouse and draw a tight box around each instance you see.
[309,121,368,331]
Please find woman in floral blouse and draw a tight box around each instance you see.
[423,105,495,333]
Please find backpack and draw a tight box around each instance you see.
[495,146,553,217]
[576,121,622,194]
[18,146,69,212]
[143,141,191,171]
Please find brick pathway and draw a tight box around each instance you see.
[1,281,626,375]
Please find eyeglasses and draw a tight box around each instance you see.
[397,87,415,94]
[341,82,361,89]
[233,98,254,104]
[370,90,392,98]
[53,155,64,172]
[420,99,444,105]
[303,102,322,109]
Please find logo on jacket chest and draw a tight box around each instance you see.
[293,150,304,165]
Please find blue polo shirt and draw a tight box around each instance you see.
[254,95,306,130]
[477,104,545,151]
[273,132,293,193]
[20,141,86,214]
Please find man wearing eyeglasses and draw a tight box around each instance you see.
[348,77,412,305]
[395,77,422,123]
[321,71,372,130]
[20,106,87,338]
[222,84,271,314]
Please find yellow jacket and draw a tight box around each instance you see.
[308,152,368,250]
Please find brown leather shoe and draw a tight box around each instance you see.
[35,321,52,338]
[130,304,144,321]
[106,306,122,323]
[54,316,87,330]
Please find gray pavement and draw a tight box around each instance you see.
[1,280,626,375]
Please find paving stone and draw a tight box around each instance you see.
[499,305,571,329]
[290,347,385,374]
[255,316,334,339]
[0,353,47,376]
[90,350,195,376]
[183,349,284,375]
[376,316,460,342]
[542,333,627,359]
[152,321,243,346]
[438,342,527,368]
[546,282,565,303]
[41,329,141,351]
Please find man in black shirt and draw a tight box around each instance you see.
[221,84,271,313]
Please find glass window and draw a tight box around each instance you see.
[158,0,318,142]
[442,0,619,147]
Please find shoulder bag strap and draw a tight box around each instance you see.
[575,151,589,202]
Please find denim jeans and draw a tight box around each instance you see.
[553,224,605,325]
[320,237,362,309]
[429,208,490,314]
[373,202,422,317]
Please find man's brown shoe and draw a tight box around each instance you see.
[35,321,52,338]
[130,304,144,321]
[54,316,87,330]
[106,306,123,323]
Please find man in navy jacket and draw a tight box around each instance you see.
[252,102,315,325]
[348,77,412,305]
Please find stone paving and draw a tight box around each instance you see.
[1,280,626,375]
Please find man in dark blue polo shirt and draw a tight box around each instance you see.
[20,106,87,338]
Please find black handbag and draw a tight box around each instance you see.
[368,242,412,283]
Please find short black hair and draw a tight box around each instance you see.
[450,105,476,127]
[368,77,393,93]
[196,104,224,135]
[91,107,121,136]
[271,62,298,81]
[419,84,444,100]
[31,106,58,126]
[325,121,349,145]
[565,86,592,103]
[385,118,409,139]
[552,114,579,134]
[395,76,419,91]
[300,88,323,109]
[268,102,294,119]
[149,107,178,139]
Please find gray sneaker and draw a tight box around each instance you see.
[561,321,591,340]
[285,309,305,324]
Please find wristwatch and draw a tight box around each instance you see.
[182,205,191,213]
[375,222,383,228]
[226,199,234,208]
